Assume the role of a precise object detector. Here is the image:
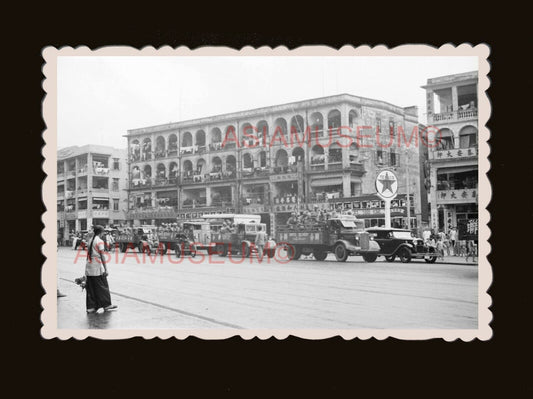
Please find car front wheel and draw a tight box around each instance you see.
[398,248,412,263]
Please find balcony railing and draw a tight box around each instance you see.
[154,149,167,159]
[182,200,208,208]
[327,161,343,170]
[153,177,178,187]
[211,200,234,208]
[209,142,223,152]
[93,167,109,175]
[130,180,152,189]
[180,146,196,155]
[432,108,478,122]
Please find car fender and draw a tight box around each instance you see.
[241,240,252,250]
[392,243,414,256]
[365,240,381,253]
[334,239,357,253]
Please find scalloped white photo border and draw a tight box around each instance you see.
[41,44,491,340]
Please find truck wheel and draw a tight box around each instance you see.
[313,250,328,261]
[218,245,228,257]
[334,243,348,262]
[398,248,412,263]
[362,253,378,262]
[385,255,396,262]
[242,244,250,258]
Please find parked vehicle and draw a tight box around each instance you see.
[172,233,198,258]
[211,219,276,258]
[275,215,380,262]
[116,226,159,254]
[365,227,438,263]
[157,229,199,257]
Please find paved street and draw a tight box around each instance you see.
[57,247,478,330]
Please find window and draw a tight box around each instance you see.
[78,199,87,210]
[390,150,397,166]
[376,150,383,165]
[389,120,395,138]
[113,158,120,170]
[112,178,119,191]
[113,199,119,211]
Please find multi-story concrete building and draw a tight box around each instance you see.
[422,71,478,239]
[125,94,424,234]
[57,145,128,243]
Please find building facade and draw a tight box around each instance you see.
[125,94,424,234]
[423,71,478,239]
[57,145,128,243]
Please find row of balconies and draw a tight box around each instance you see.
[57,166,116,178]
[128,163,365,190]
[129,131,358,164]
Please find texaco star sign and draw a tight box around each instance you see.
[375,170,398,200]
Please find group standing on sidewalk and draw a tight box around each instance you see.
[422,227,477,263]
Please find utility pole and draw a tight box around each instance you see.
[406,149,411,230]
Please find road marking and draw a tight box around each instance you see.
[60,278,244,329]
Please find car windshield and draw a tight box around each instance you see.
[392,231,414,239]
[340,220,356,228]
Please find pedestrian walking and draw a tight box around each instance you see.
[465,240,477,263]
[443,233,450,256]
[85,225,117,313]
[449,227,457,255]
[254,225,267,257]
[436,238,445,260]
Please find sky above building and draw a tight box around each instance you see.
[57,55,478,149]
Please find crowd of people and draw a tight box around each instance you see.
[422,227,477,262]
[285,206,355,229]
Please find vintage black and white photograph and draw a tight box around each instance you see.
[42,45,491,339]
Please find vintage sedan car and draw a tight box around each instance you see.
[365,228,438,263]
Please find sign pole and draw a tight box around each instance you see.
[384,199,391,228]
[375,169,398,229]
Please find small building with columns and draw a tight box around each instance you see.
[125,94,423,234]
[422,71,478,239]
[57,145,128,244]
